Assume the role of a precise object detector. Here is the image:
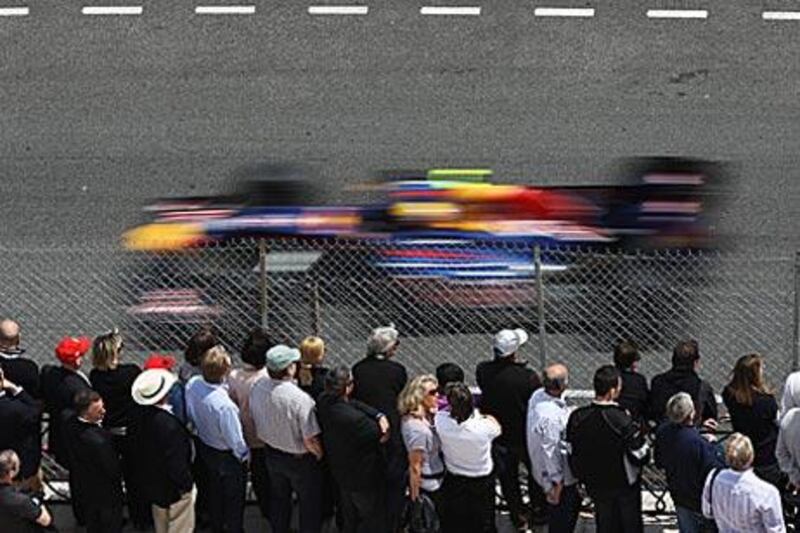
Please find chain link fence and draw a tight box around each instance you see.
[0,239,796,391]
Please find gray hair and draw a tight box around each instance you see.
[324,365,352,397]
[0,450,19,479]
[367,325,399,357]
[725,433,754,471]
[666,392,695,424]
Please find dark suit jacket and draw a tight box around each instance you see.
[0,389,41,478]
[64,417,123,508]
[134,406,194,508]
[0,353,40,400]
[352,356,407,450]
[40,365,91,468]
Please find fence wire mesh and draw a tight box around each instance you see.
[0,240,795,391]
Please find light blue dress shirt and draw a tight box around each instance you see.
[185,376,249,462]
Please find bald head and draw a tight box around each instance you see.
[0,320,20,349]
[543,363,569,395]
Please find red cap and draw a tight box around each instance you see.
[55,336,91,365]
[143,354,176,371]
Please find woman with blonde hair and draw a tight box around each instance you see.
[399,375,445,510]
[722,353,781,486]
[297,336,328,401]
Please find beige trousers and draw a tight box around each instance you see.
[152,486,196,533]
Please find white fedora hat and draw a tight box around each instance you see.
[131,369,178,406]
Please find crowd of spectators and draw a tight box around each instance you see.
[1,316,800,532]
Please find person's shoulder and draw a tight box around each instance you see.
[119,363,141,377]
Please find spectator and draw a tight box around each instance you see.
[0,450,53,532]
[317,365,390,532]
[179,327,218,383]
[399,375,444,510]
[250,344,323,533]
[143,354,186,424]
[650,340,718,425]
[614,340,649,427]
[475,328,544,528]
[0,368,41,495]
[435,362,464,411]
[89,329,149,529]
[778,390,800,488]
[64,389,124,533]
[298,336,329,402]
[722,353,781,486]
[227,328,272,520]
[655,392,722,533]
[132,369,195,533]
[352,324,408,530]
[185,346,248,533]
[40,336,92,469]
[781,367,800,414]
[0,319,40,399]
[567,365,650,533]
[702,433,785,532]
[526,363,580,533]
[435,382,500,533]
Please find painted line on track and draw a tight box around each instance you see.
[534,7,594,17]
[81,5,142,15]
[646,9,707,19]
[195,5,255,14]
[763,11,800,20]
[308,5,368,15]
[0,6,28,15]
[420,6,481,16]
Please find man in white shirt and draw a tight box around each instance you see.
[702,432,785,533]
[527,363,579,533]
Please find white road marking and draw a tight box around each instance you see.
[534,7,594,17]
[81,5,142,15]
[763,11,800,20]
[646,9,707,19]
[0,6,28,15]
[420,6,481,16]
[194,5,255,14]
[308,5,368,15]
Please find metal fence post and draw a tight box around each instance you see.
[793,251,800,371]
[310,278,321,337]
[258,239,269,331]
[535,245,547,370]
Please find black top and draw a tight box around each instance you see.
[566,403,650,496]
[133,406,194,508]
[64,416,123,508]
[352,356,407,447]
[617,369,649,426]
[0,389,41,478]
[722,387,779,467]
[316,393,385,491]
[476,358,541,449]
[0,352,40,400]
[649,368,718,424]
[298,366,329,403]
[39,365,92,468]
[90,364,141,429]
[0,482,45,533]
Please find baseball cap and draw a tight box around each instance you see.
[266,345,301,372]
[143,354,177,371]
[55,336,91,365]
[493,329,529,357]
[131,369,178,406]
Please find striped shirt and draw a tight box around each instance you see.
[701,468,785,533]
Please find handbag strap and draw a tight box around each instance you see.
[707,468,723,517]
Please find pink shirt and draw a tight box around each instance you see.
[227,365,268,449]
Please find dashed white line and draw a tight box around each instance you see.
[763,11,800,20]
[420,6,481,16]
[646,9,707,19]
[195,5,255,14]
[81,5,142,15]
[0,6,28,15]
[308,5,368,15]
[534,7,594,17]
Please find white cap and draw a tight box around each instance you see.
[493,328,529,357]
[131,369,178,406]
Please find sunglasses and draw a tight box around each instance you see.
[426,389,438,397]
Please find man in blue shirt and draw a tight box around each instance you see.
[185,345,249,533]
[655,392,723,533]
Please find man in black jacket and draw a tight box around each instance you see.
[0,320,40,400]
[614,340,649,428]
[317,365,390,533]
[64,389,124,533]
[567,365,650,533]
[0,368,41,494]
[352,325,407,531]
[476,328,544,528]
[649,340,718,426]
[132,368,196,533]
